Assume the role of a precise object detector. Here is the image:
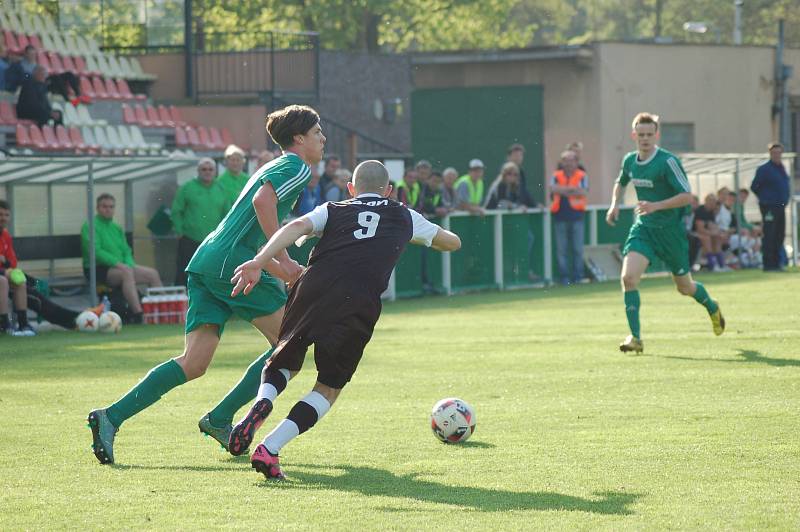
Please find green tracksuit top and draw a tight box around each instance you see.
[171,178,231,243]
[81,215,134,268]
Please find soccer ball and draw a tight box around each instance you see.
[430,397,476,443]
[98,311,122,334]
[76,310,100,332]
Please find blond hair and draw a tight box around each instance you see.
[631,112,660,131]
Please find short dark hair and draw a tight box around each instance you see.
[266,105,320,150]
[507,143,525,154]
[96,193,115,207]
[24,44,35,54]
[325,155,340,164]
[0,199,9,211]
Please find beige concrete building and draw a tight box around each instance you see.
[413,42,800,204]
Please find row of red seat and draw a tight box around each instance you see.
[123,104,187,128]
[0,100,33,126]
[79,76,145,102]
[16,123,96,153]
[175,125,234,152]
[3,29,40,56]
[35,49,96,78]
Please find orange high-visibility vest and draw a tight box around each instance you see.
[550,169,587,213]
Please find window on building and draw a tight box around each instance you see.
[660,123,695,153]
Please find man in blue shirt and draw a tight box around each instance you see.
[293,165,322,216]
[751,142,791,271]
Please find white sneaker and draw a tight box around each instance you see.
[12,324,37,337]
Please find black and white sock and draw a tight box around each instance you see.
[257,368,291,404]
[262,391,331,455]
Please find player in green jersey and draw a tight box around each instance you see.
[87,105,325,464]
[606,112,724,354]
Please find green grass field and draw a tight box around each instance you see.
[1,270,799,529]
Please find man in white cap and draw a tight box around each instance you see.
[454,159,486,215]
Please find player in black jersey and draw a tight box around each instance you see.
[227,160,461,480]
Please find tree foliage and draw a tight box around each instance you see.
[20,0,800,51]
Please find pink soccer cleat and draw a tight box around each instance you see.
[251,444,285,481]
[229,399,273,456]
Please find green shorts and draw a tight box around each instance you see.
[185,272,286,336]
[622,222,691,276]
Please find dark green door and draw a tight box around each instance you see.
[411,85,545,204]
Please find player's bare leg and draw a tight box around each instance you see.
[251,382,341,480]
[672,273,725,336]
[619,251,649,353]
[201,310,284,452]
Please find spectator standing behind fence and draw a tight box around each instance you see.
[0,200,35,336]
[415,160,433,188]
[81,193,163,323]
[485,162,536,210]
[319,155,341,194]
[421,171,450,218]
[325,168,351,203]
[293,164,323,216]
[455,159,486,215]
[397,167,422,210]
[16,65,62,127]
[550,150,587,285]
[440,167,459,213]
[171,158,230,286]
[751,142,790,272]
[506,143,539,204]
[217,145,249,205]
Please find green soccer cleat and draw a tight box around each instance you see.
[87,409,118,465]
[198,413,235,453]
[710,306,725,336]
[619,335,644,354]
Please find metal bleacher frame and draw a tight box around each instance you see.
[0,156,197,305]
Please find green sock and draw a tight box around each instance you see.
[624,290,641,339]
[106,359,186,428]
[692,282,718,314]
[207,348,273,427]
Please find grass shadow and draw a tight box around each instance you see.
[111,463,244,473]
[662,349,800,367]
[272,464,640,514]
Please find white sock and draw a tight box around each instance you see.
[257,368,291,402]
[263,419,299,455]
[262,391,331,455]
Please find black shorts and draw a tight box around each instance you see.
[264,279,380,389]
[84,266,110,284]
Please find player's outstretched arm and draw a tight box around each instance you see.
[430,227,461,252]
[231,218,314,297]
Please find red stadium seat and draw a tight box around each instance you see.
[104,77,121,100]
[41,125,60,150]
[185,126,202,150]
[121,103,136,124]
[68,126,87,150]
[48,52,65,74]
[79,76,96,99]
[116,78,146,101]
[157,105,174,127]
[55,125,74,151]
[134,105,151,127]
[209,127,224,150]
[61,55,77,74]
[174,126,188,147]
[28,125,48,150]
[197,126,213,150]
[146,105,163,127]
[4,31,21,55]
[169,105,186,127]
[221,127,234,147]
[36,50,52,71]
[91,77,109,99]
[28,34,43,50]
[15,124,31,147]
[0,101,16,125]
[73,56,88,75]
[15,33,30,51]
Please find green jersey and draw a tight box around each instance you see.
[616,147,691,228]
[187,153,311,279]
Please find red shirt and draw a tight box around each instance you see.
[0,228,18,269]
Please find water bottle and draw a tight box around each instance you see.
[102,295,111,313]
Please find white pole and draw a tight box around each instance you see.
[543,210,552,283]
[494,212,503,289]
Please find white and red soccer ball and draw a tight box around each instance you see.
[430,397,476,443]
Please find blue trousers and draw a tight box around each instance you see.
[554,219,585,283]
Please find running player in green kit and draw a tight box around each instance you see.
[87,105,325,464]
[606,112,725,354]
